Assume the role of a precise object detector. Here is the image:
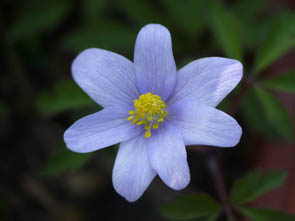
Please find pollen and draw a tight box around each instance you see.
[127,92,167,138]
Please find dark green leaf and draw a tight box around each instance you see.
[8,0,71,41]
[254,12,295,73]
[255,170,288,197]
[161,0,205,36]
[62,20,136,52]
[234,0,265,22]
[82,0,106,24]
[240,89,278,138]
[239,207,295,221]
[208,2,242,61]
[203,214,219,221]
[262,70,295,93]
[255,88,293,141]
[233,0,272,50]
[41,145,92,176]
[160,193,221,219]
[119,0,162,26]
[230,168,261,204]
[231,169,287,204]
[36,80,96,116]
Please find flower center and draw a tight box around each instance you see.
[127,92,167,138]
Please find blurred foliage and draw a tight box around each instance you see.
[119,0,163,26]
[240,89,278,138]
[254,11,294,73]
[41,145,92,176]
[160,0,205,36]
[230,168,287,205]
[160,193,221,220]
[1,0,294,220]
[161,168,289,220]
[262,70,295,93]
[62,20,137,52]
[238,207,295,221]
[36,80,97,116]
[8,0,72,41]
[255,88,293,142]
[208,1,242,61]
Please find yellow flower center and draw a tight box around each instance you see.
[127,92,167,138]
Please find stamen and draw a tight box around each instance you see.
[127,92,167,138]
[145,131,151,138]
[127,116,134,121]
[128,110,136,115]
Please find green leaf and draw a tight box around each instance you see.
[262,70,295,93]
[233,0,271,50]
[234,0,265,22]
[230,169,287,205]
[208,2,242,61]
[62,20,136,52]
[254,11,295,73]
[240,89,278,138]
[8,0,71,41]
[160,193,221,219]
[231,169,261,204]
[255,88,293,141]
[41,145,92,176]
[160,0,205,36]
[82,0,106,24]
[119,0,162,26]
[256,170,288,197]
[36,80,96,116]
[239,207,295,221]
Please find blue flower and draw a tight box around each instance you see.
[64,24,243,202]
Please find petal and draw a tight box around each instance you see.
[72,48,140,107]
[167,100,242,147]
[147,123,190,190]
[64,104,143,153]
[134,24,177,100]
[112,135,156,202]
[167,57,243,107]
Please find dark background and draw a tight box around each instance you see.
[0,0,294,220]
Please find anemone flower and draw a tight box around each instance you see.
[64,24,243,202]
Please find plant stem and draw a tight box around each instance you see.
[207,149,235,221]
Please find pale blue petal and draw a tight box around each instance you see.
[72,48,140,107]
[112,135,156,202]
[64,104,143,153]
[134,24,177,101]
[147,123,190,190]
[167,100,242,147]
[167,57,243,107]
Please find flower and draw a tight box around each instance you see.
[64,24,243,202]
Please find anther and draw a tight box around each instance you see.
[127,92,167,139]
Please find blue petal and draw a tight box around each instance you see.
[64,104,143,153]
[112,135,156,202]
[167,100,242,147]
[147,123,190,190]
[134,24,177,101]
[72,48,140,107]
[167,57,242,107]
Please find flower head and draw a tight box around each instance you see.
[64,24,243,202]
